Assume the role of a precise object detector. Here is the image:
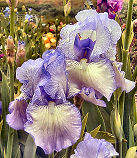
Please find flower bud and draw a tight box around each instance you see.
[64,0,71,17]
[125,146,137,158]
[22,5,26,12]
[111,109,123,141]
[6,0,18,8]
[16,41,26,66]
[6,36,15,64]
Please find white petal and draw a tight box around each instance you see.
[25,102,81,154]
[67,59,116,101]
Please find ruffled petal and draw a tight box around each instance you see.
[80,87,106,107]
[90,20,111,59]
[108,19,121,44]
[25,102,81,154]
[67,59,116,101]
[16,58,44,98]
[58,23,80,60]
[75,9,97,22]
[6,94,28,130]
[71,132,119,158]
[42,51,68,102]
[113,62,135,93]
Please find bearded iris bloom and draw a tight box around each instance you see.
[6,49,82,154]
[71,132,119,158]
[58,10,135,107]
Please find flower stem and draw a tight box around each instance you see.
[124,0,133,50]
[65,146,72,158]
[10,7,15,38]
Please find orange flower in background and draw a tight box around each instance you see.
[43,32,56,49]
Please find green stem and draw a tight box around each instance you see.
[63,0,67,6]
[9,64,14,101]
[133,66,137,81]
[119,92,125,126]
[10,7,15,37]
[65,16,69,24]
[124,0,133,50]
[122,49,128,73]
[6,65,14,158]
[119,140,122,158]
[65,146,72,158]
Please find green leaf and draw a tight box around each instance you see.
[0,120,3,134]
[90,124,101,138]
[129,117,135,148]
[95,131,115,144]
[82,101,106,132]
[23,135,37,158]
[1,72,10,148]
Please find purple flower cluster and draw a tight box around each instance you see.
[97,0,123,19]
[6,10,135,155]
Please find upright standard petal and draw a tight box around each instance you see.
[67,59,116,103]
[6,94,28,130]
[71,132,119,158]
[25,101,81,154]
[16,58,44,99]
[58,9,121,61]
[41,49,68,102]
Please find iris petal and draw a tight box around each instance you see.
[25,102,81,154]
[80,87,106,107]
[67,59,116,101]
[113,62,135,93]
[71,132,119,158]
[6,94,28,130]
[16,58,44,98]
[42,52,68,102]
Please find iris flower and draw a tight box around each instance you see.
[97,0,123,19]
[6,49,81,154]
[58,10,135,107]
[71,132,119,158]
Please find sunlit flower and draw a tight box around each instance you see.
[97,0,123,19]
[43,32,56,49]
[71,132,119,158]
[7,49,82,154]
[58,10,135,107]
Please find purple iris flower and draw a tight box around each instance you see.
[58,10,135,107]
[6,49,82,154]
[71,132,119,158]
[97,0,123,19]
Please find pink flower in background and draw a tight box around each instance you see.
[0,54,4,58]
[97,0,123,19]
